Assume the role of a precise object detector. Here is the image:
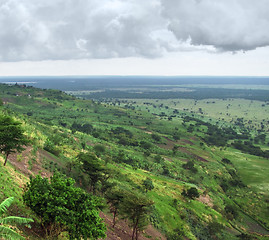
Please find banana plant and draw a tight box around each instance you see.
[0,197,34,240]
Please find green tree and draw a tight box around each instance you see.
[142,178,154,192]
[0,197,33,240]
[237,233,254,240]
[121,192,154,240]
[105,188,125,227]
[182,161,198,173]
[224,204,238,220]
[182,187,200,200]
[23,173,106,239]
[166,226,185,240]
[207,221,224,236]
[151,134,161,142]
[0,115,29,166]
[77,152,105,193]
[93,144,106,157]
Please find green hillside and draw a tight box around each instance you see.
[0,83,269,240]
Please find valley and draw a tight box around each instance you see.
[0,79,269,240]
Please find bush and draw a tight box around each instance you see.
[151,134,161,142]
[221,158,232,164]
[93,144,106,156]
[23,173,106,239]
[182,161,198,173]
[43,139,61,156]
[224,204,239,220]
[182,187,200,199]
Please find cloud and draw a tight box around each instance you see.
[0,0,268,61]
[0,0,173,61]
[161,0,269,51]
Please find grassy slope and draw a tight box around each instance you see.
[0,84,269,239]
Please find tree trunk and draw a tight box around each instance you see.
[132,226,136,240]
[112,209,117,228]
[135,227,139,240]
[3,154,8,166]
[132,219,139,240]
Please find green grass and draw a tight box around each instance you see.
[123,98,269,132]
[217,147,269,193]
[0,156,30,216]
[1,83,269,239]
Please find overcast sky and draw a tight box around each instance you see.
[0,0,268,76]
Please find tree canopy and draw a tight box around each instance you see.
[77,152,105,193]
[0,115,28,166]
[23,173,106,239]
[120,191,154,240]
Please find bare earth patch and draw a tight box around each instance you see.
[7,147,51,178]
[178,147,208,162]
[179,139,194,145]
[198,194,214,207]
[100,212,166,240]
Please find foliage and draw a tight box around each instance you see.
[222,158,232,165]
[207,221,224,235]
[105,188,126,227]
[224,204,239,220]
[77,152,106,193]
[93,144,106,157]
[151,134,161,142]
[182,161,198,173]
[1,83,269,238]
[43,139,61,156]
[0,115,29,166]
[120,191,154,240]
[237,233,254,240]
[232,141,269,158]
[182,187,200,200]
[142,178,154,192]
[23,173,106,239]
[166,226,185,240]
[71,122,94,134]
[0,197,33,240]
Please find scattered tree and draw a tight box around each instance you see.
[0,115,29,166]
[77,152,105,193]
[93,144,106,157]
[121,192,154,240]
[151,134,161,142]
[237,233,254,240]
[207,221,224,236]
[166,226,185,240]
[142,178,154,192]
[105,188,125,227]
[182,161,198,173]
[182,187,200,200]
[221,158,232,165]
[224,204,238,220]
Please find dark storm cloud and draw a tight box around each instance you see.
[0,0,268,61]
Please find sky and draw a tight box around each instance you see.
[0,0,269,76]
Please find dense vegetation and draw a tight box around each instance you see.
[79,88,269,101]
[0,82,269,240]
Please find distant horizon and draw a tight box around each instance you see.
[1,75,269,78]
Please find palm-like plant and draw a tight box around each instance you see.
[0,197,34,240]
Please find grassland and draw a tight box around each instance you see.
[121,98,269,132]
[0,83,269,240]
